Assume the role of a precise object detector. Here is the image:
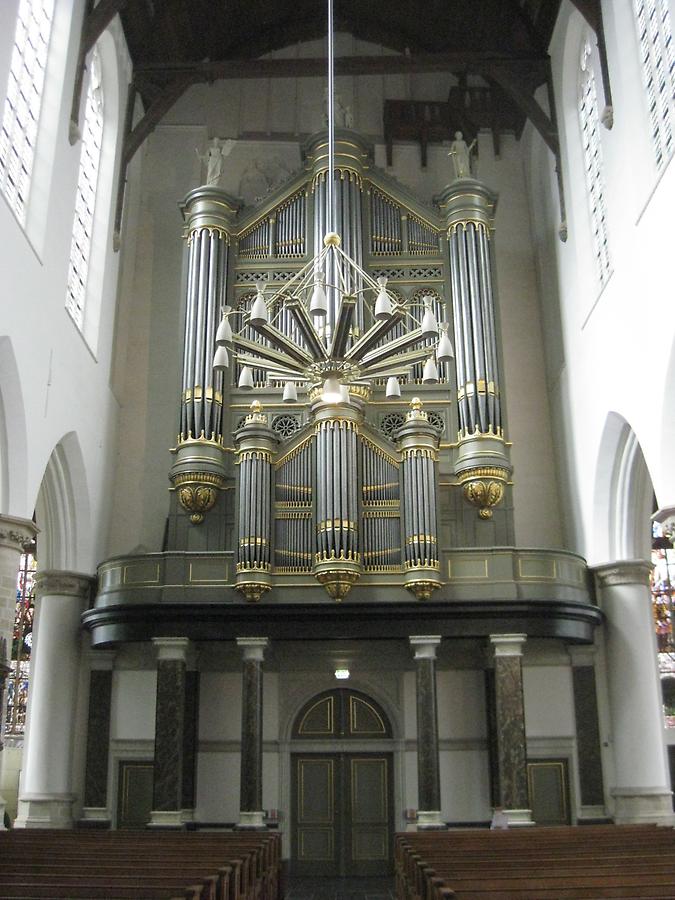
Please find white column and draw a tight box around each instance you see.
[15,570,93,829]
[0,515,38,829]
[593,560,673,824]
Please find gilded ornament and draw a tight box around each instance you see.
[457,466,508,518]
[406,580,440,601]
[235,581,271,603]
[178,484,218,524]
[315,569,360,601]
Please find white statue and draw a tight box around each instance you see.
[448,131,476,180]
[322,89,354,128]
[195,137,235,187]
[239,159,271,206]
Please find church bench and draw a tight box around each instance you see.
[0,832,280,900]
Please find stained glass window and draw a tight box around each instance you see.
[651,520,675,725]
[66,48,104,329]
[4,542,37,738]
[578,38,612,288]
[634,0,675,170]
[0,0,54,222]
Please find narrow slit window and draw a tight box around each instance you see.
[0,0,54,221]
[634,0,675,170]
[578,38,612,288]
[66,49,104,329]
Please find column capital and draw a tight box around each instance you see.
[592,560,652,589]
[152,637,193,663]
[490,633,526,657]
[34,570,94,600]
[85,649,116,671]
[568,645,596,667]
[237,637,269,661]
[409,635,442,659]
[0,514,37,553]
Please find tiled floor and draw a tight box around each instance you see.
[284,877,396,900]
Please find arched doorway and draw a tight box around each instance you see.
[290,688,394,877]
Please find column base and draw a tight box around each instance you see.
[14,793,74,829]
[147,808,192,829]
[77,807,112,829]
[611,788,675,825]
[503,808,534,827]
[416,810,446,830]
[236,810,267,829]
[576,805,611,825]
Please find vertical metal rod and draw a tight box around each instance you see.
[327,0,335,234]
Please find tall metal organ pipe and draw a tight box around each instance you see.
[169,186,240,525]
[395,399,441,600]
[234,402,278,602]
[436,177,512,519]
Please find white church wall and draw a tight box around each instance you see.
[0,2,132,572]
[523,664,575,738]
[195,751,240,822]
[111,670,157,742]
[439,750,490,822]
[437,669,487,740]
[199,672,242,742]
[527,0,675,561]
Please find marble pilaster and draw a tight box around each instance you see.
[237,637,268,829]
[15,570,93,829]
[80,650,115,828]
[149,638,196,828]
[490,634,532,826]
[410,636,444,829]
[593,561,673,824]
[568,645,605,819]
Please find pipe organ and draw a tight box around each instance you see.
[168,128,513,598]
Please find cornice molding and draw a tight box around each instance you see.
[35,570,94,600]
[0,515,38,553]
[592,560,652,589]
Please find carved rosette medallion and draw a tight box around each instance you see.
[458,466,508,519]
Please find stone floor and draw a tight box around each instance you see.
[284,877,396,900]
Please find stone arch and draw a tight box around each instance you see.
[34,432,91,571]
[0,336,28,515]
[593,412,653,563]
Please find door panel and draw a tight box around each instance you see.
[292,752,392,877]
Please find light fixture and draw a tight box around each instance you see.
[374,275,393,320]
[309,271,328,318]
[249,281,268,326]
[422,357,439,384]
[421,295,439,337]
[282,381,298,403]
[238,366,254,390]
[213,345,229,371]
[437,323,455,363]
[216,307,233,345]
[386,376,401,398]
[322,376,344,404]
[334,668,350,680]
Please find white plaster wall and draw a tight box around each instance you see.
[439,750,490,821]
[523,665,575,737]
[111,670,157,741]
[195,751,240,822]
[199,673,242,741]
[437,669,487,739]
[526,0,675,560]
[0,1,131,573]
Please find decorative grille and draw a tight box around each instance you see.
[634,0,675,170]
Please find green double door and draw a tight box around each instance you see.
[291,752,393,876]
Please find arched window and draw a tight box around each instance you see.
[4,539,37,737]
[66,47,104,330]
[0,0,54,222]
[634,0,675,170]
[578,37,611,288]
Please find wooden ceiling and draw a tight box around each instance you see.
[118,0,562,66]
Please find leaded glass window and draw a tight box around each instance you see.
[0,0,54,221]
[578,38,612,288]
[634,0,675,170]
[66,49,104,329]
[651,521,675,725]
[4,543,37,738]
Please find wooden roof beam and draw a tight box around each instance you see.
[69,0,130,143]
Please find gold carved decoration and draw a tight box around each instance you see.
[406,580,440,601]
[315,569,360,601]
[172,471,227,524]
[235,581,271,603]
[457,466,508,519]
